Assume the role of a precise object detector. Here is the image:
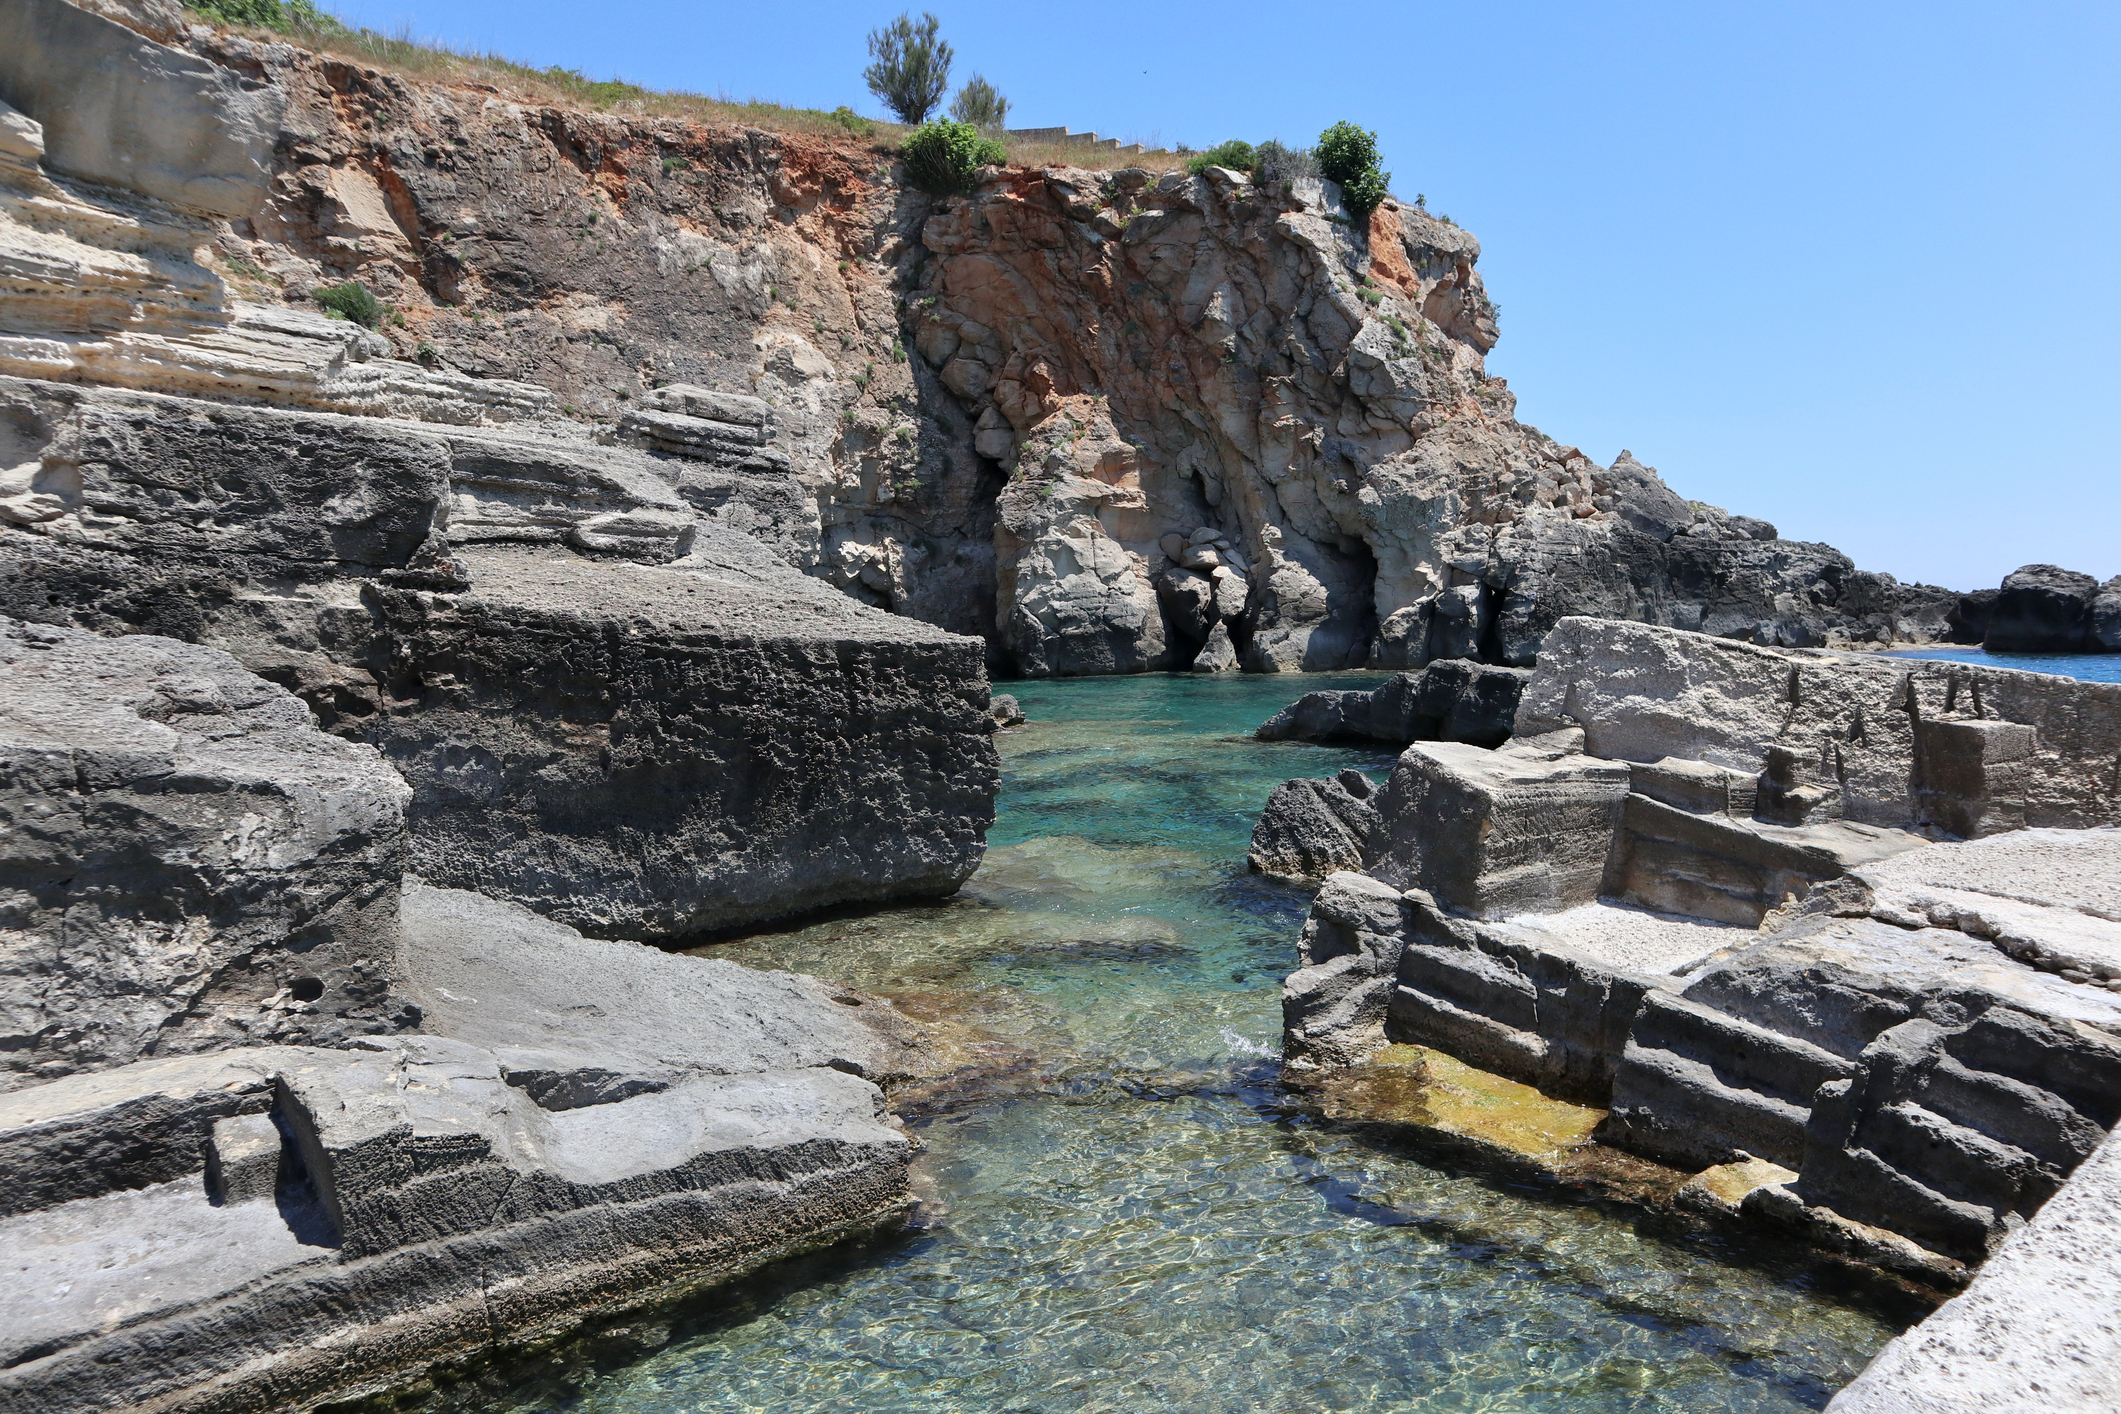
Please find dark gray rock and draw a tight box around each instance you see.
[1598,450,1696,542]
[0,618,409,1092]
[1253,659,1528,747]
[0,375,1001,940]
[1368,739,1630,918]
[987,693,1025,727]
[347,544,997,940]
[1948,587,1998,645]
[1985,564,2101,653]
[1248,769,1379,881]
[2095,576,2121,653]
[1409,659,1531,747]
[1483,516,1962,665]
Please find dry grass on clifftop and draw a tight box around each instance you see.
[194,7,1186,173]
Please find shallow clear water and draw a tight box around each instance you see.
[493,673,1915,1414]
[1883,646,2121,682]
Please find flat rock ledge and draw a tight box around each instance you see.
[1276,617,2121,1406]
[0,882,924,1414]
[0,627,945,1414]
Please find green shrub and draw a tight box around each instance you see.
[540,67,646,106]
[1315,120,1390,220]
[899,120,1005,196]
[827,106,876,138]
[183,0,340,31]
[1185,140,1256,177]
[315,281,384,328]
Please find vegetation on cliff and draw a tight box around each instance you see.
[900,119,1007,196]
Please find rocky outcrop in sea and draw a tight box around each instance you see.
[2,0,2114,1407]
[1273,617,2121,1405]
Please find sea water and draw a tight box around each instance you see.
[494,673,1919,1413]
[1882,646,2121,683]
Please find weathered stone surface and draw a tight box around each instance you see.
[1280,622,2121,1275]
[350,544,998,939]
[1254,658,1529,747]
[1825,1123,2121,1413]
[1191,620,1238,672]
[0,618,408,1092]
[1984,564,2102,654]
[1281,871,1412,1067]
[1382,900,1701,1103]
[1603,794,1926,927]
[397,880,936,1091]
[1368,739,1630,917]
[0,1042,909,1414]
[1519,617,2121,830]
[0,0,278,218]
[0,375,1001,940]
[1248,768,1379,881]
[1604,872,2121,1253]
[0,881,929,1413]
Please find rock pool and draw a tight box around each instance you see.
[494,673,1919,1413]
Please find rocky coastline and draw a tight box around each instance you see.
[1,1,2115,1408]
[1269,618,2121,1402]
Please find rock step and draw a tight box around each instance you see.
[1602,1041,1817,1169]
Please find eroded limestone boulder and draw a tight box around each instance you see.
[1368,739,1629,917]
[1519,617,2121,831]
[1248,768,1379,881]
[0,618,408,1092]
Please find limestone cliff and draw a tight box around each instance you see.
[0,0,1964,678]
[0,0,999,943]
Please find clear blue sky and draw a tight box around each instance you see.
[332,0,2119,592]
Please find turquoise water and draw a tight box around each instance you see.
[493,674,1913,1413]
[1883,647,2121,682]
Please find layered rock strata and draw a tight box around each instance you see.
[0,881,922,1414]
[1279,619,2121,1274]
[0,622,942,1412]
[0,371,996,938]
[0,0,1975,678]
[0,618,409,1092]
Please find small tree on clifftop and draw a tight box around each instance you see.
[865,11,954,125]
[1316,121,1390,220]
[949,74,1010,130]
